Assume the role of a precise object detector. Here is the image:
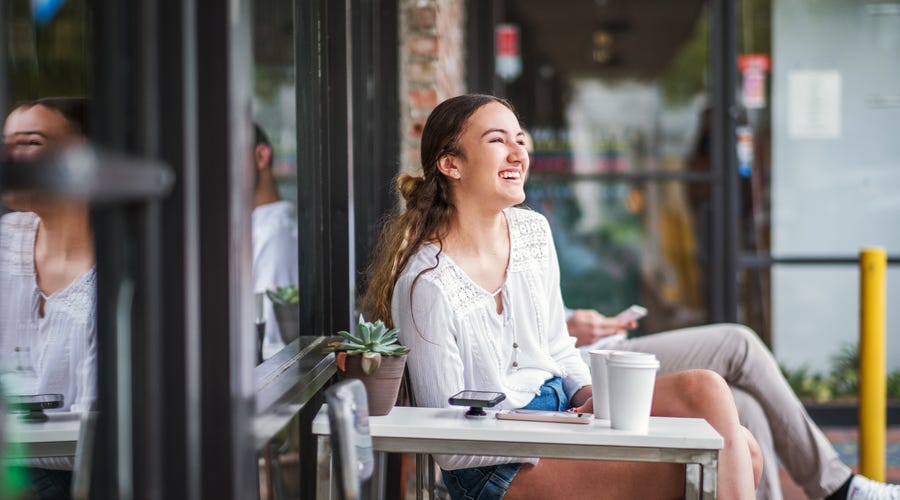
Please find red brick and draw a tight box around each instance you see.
[407,88,438,111]
[408,6,437,30]
[407,33,439,58]
[409,120,425,138]
[407,60,436,83]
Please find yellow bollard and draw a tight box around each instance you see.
[859,247,886,481]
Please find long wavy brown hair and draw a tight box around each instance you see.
[360,94,517,327]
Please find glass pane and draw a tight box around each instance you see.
[252,0,300,362]
[508,1,713,332]
[6,0,90,101]
[2,1,93,496]
[767,0,900,372]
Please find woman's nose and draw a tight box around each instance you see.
[508,143,527,163]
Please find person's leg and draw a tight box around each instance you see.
[731,387,782,500]
[612,324,850,498]
[506,370,758,500]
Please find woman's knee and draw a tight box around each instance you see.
[668,369,733,410]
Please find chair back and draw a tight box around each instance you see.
[325,379,375,500]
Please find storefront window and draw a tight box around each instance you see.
[504,1,713,334]
[252,0,300,362]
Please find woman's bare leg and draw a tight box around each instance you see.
[506,370,757,500]
[651,370,757,499]
[743,426,764,487]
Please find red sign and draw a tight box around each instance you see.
[738,54,770,73]
[496,24,519,57]
[738,54,770,109]
[495,24,522,81]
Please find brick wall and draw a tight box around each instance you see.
[399,0,466,175]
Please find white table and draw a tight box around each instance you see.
[312,405,723,499]
[4,411,81,459]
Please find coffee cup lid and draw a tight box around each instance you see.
[607,351,659,368]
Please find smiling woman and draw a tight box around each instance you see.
[360,94,761,500]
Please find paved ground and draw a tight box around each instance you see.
[779,427,900,499]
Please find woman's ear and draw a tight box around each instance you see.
[255,143,272,171]
[436,154,460,180]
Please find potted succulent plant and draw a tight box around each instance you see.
[266,285,300,344]
[323,315,409,416]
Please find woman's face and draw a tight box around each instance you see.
[441,101,529,211]
[2,105,86,212]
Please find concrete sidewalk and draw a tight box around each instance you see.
[780,426,900,499]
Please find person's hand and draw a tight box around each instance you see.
[570,385,593,414]
[566,309,636,347]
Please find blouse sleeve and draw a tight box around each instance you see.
[392,271,540,470]
[543,224,592,401]
[393,273,465,410]
[70,320,97,413]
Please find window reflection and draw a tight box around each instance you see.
[252,0,300,361]
[2,3,93,496]
[513,2,712,333]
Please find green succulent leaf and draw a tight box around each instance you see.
[266,285,300,306]
[321,315,409,357]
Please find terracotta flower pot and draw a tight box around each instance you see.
[272,303,300,343]
[338,353,407,416]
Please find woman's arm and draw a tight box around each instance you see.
[70,318,97,413]
[542,227,592,398]
[393,274,466,409]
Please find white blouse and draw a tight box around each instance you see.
[0,211,97,469]
[392,207,592,470]
[252,200,299,358]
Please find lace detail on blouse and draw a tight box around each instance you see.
[0,211,40,275]
[419,208,551,318]
[430,257,486,317]
[506,208,550,273]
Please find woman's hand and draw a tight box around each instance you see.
[566,309,636,347]
[570,385,594,413]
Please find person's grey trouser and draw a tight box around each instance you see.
[605,324,850,500]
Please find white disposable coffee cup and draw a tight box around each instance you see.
[588,349,616,419]
[606,351,660,433]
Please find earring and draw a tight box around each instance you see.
[453,171,460,179]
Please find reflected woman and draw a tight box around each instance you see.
[1,97,97,498]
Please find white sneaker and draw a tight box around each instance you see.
[847,475,900,500]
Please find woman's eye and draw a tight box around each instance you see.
[489,137,503,143]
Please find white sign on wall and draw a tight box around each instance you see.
[787,70,842,139]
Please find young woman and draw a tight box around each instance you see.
[362,94,761,499]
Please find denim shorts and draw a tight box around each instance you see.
[441,377,568,500]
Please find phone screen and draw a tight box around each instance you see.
[448,390,506,407]
[5,394,64,410]
[454,391,498,401]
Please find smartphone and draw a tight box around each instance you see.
[448,390,506,408]
[5,394,64,412]
[496,409,594,425]
[615,304,648,324]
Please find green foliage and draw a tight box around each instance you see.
[781,342,900,402]
[659,12,709,107]
[888,371,900,400]
[323,315,410,357]
[266,285,299,306]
